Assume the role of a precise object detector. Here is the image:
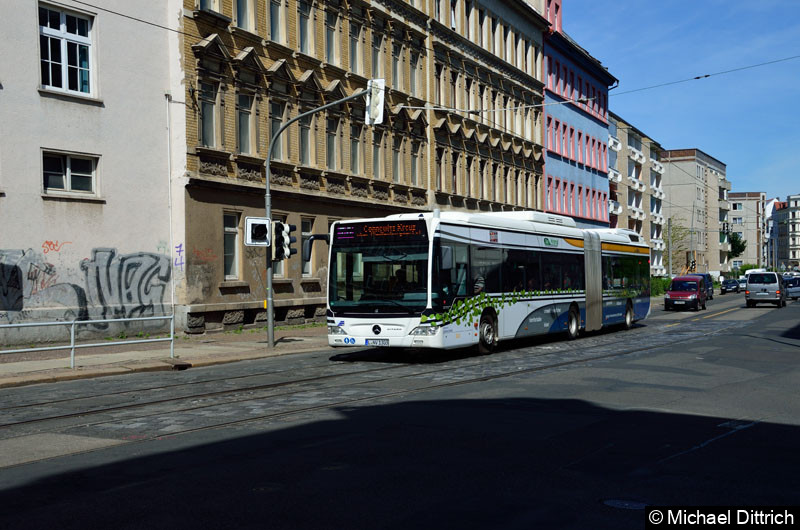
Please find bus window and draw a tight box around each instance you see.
[562,253,585,290]
[541,252,560,290]
[503,249,528,292]
[434,240,469,306]
[471,246,502,294]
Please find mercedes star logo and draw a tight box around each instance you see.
[372,325,381,335]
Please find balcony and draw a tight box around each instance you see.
[651,265,666,276]
[718,199,730,210]
[609,199,623,215]
[628,205,646,220]
[719,179,732,191]
[650,159,665,174]
[608,167,622,183]
[651,213,664,225]
[652,188,664,200]
[651,239,665,251]
[627,176,646,193]
[608,135,623,152]
[628,145,646,164]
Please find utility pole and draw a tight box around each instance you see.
[667,217,672,278]
[263,81,383,347]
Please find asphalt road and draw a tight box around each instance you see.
[0,293,798,529]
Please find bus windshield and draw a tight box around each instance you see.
[329,220,429,315]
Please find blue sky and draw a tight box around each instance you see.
[563,0,800,201]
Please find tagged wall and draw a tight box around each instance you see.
[0,247,172,343]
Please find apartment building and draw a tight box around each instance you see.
[608,113,666,275]
[172,0,549,333]
[541,0,616,228]
[774,194,800,271]
[727,191,766,270]
[661,148,731,277]
[0,1,172,340]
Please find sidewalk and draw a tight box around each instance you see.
[0,325,334,389]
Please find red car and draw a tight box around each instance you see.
[664,275,708,311]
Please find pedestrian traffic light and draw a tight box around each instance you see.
[245,217,271,246]
[272,221,297,260]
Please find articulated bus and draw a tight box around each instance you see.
[326,210,650,352]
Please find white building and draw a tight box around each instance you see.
[0,1,174,339]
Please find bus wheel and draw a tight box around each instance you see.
[623,302,634,330]
[567,306,580,340]
[478,312,497,354]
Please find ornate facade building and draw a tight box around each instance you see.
[170,0,549,332]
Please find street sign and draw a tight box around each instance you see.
[245,217,271,246]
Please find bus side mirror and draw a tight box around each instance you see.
[302,234,330,262]
[439,246,453,270]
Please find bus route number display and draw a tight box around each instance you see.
[334,220,427,243]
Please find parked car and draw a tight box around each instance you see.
[665,275,707,311]
[745,272,786,307]
[738,278,747,290]
[687,273,714,300]
[786,277,800,301]
[720,279,740,294]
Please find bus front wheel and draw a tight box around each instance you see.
[623,302,634,330]
[567,306,580,340]
[478,313,497,354]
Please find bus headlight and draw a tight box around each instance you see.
[409,326,439,336]
[328,326,347,335]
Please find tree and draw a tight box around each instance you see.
[664,218,692,276]
[728,231,747,259]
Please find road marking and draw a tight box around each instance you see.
[665,323,681,327]
[702,307,739,319]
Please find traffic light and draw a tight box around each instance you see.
[691,259,696,271]
[272,221,297,260]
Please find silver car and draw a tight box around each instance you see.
[746,272,786,307]
[786,277,800,301]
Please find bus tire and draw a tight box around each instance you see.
[623,301,634,330]
[478,312,497,354]
[567,305,580,340]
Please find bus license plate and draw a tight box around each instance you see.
[366,339,389,346]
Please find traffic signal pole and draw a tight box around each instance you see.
[264,88,370,347]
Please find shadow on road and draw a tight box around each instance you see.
[2,397,798,529]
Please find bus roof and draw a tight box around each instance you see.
[337,210,648,248]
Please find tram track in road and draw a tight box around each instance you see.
[0,314,741,453]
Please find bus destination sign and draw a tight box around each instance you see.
[334,220,427,243]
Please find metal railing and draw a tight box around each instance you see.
[0,315,174,369]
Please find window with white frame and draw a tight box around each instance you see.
[349,22,361,74]
[450,0,458,31]
[199,82,219,147]
[392,135,403,183]
[297,1,312,55]
[409,52,419,96]
[299,115,312,165]
[350,123,362,174]
[373,129,383,178]
[301,218,314,277]
[199,0,219,11]
[270,0,283,43]
[451,152,459,194]
[410,141,420,186]
[39,5,93,95]
[236,0,253,31]
[223,213,240,280]
[372,32,383,77]
[42,151,97,194]
[236,93,254,155]
[270,101,285,160]
[326,117,339,170]
[392,42,402,91]
[325,10,339,65]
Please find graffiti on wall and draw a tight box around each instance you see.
[0,247,170,327]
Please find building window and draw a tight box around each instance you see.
[372,32,383,77]
[410,141,420,186]
[302,218,314,277]
[298,1,312,55]
[39,5,93,95]
[325,11,338,65]
[42,151,97,194]
[326,117,339,170]
[270,0,283,43]
[200,0,219,10]
[199,82,218,147]
[451,152,459,195]
[392,135,403,183]
[373,130,383,179]
[349,22,361,73]
[223,213,240,280]
[237,93,254,155]
[236,0,253,31]
[392,43,402,92]
[299,115,312,165]
[409,52,419,96]
[270,101,284,160]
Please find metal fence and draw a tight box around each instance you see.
[0,315,174,369]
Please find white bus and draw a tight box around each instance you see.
[326,210,651,352]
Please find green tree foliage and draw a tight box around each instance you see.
[663,218,692,276]
[728,231,747,259]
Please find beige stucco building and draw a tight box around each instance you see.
[608,113,666,276]
[660,148,731,277]
[727,191,766,270]
[171,0,549,332]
